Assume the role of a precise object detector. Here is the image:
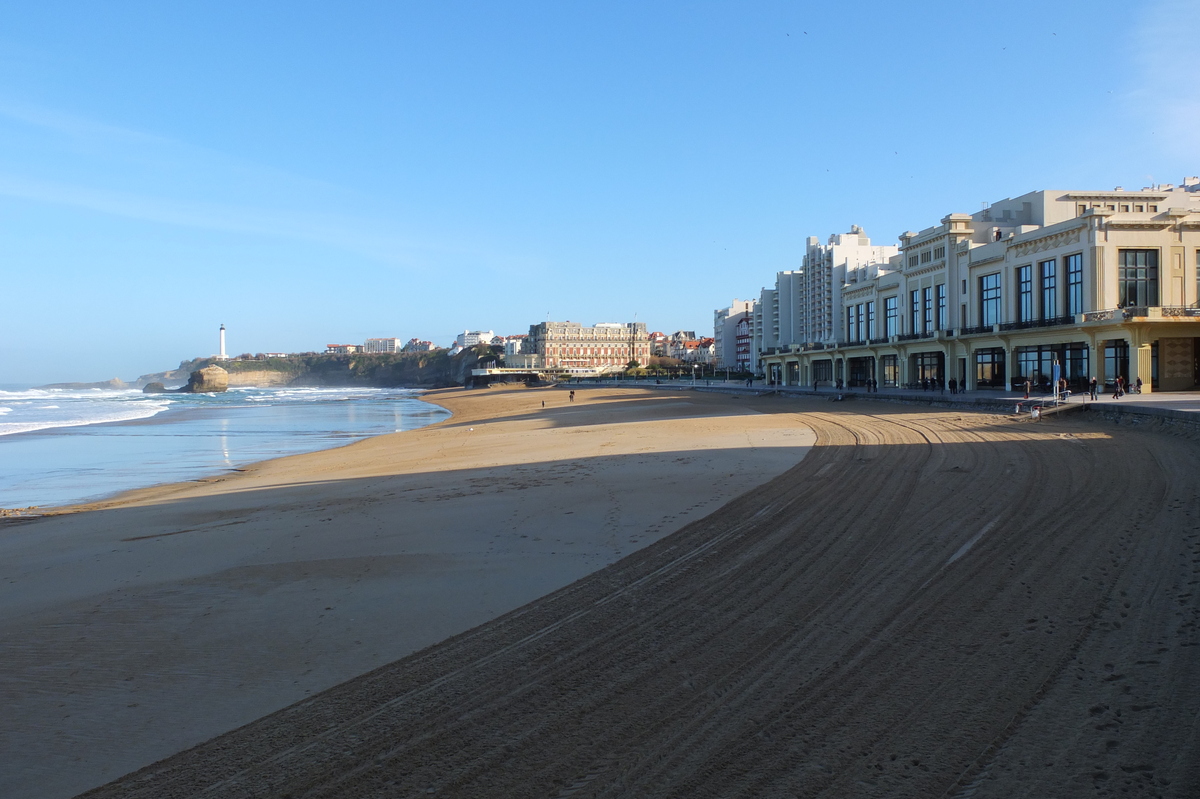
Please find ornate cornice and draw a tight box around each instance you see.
[904,262,948,278]
[1009,226,1084,258]
[1064,192,1169,201]
[1104,221,1173,231]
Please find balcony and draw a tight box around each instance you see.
[999,315,1075,332]
[959,324,996,335]
[868,336,890,345]
[1121,306,1200,319]
[895,331,933,341]
[1083,306,1200,322]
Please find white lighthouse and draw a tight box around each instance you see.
[218,324,228,360]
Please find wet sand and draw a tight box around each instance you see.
[0,386,813,799]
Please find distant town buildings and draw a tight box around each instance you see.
[725,177,1200,392]
[503,335,527,359]
[326,344,364,354]
[402,338,437,353]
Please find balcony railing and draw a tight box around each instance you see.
[999,315,1075,332]
[896,331,933,341]
[868,336,890,345]
[959,324,995,335]
[1084,306,1200,322]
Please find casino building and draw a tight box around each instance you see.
[757,178,1200,392]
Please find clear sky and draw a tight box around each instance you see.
[1,0,1197,384]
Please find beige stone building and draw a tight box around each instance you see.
[759,178,1200,392]
[524,321,651,370]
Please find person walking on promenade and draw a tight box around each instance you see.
[949,377,957,395]
[1089,376,1098,400]
[1023,379,1031,400]
[1136,376,1143,394]
[1112,377,1122,399]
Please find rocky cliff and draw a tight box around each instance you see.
[143,366,229,394]
[161,348,492,389]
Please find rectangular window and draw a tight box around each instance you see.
[1040,259,1057,319]
[936,284,947,330]
[1017,265,1033,322]
[1118,250,1159,307]
[922,287,933,334]
[880,355,898,387]
[914,352,943,382]
[975,347,1006,388]
[1105,340,1130,388]
[1066,253,1083,316]
[934,245,946,260]
[980,273,1002,326]
[920,250,932,264]
[884,296,898,337]
[866,301,876,340]
[910,290,920,334]
[908,254,919,268]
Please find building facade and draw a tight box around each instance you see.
[456,330,496,348]
[713,300,753,368]
[758,179,1200,392]
[364,337,403,353]
[525,321,651,370]
[401,338,437,352]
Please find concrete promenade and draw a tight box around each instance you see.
[581,377,1200,421]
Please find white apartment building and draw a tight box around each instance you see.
[759,178,1200,392]
[714,300,753,369]
[456,330,496,348]
[364,337,403,353]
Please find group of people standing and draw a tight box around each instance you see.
[1107,376,1142,399]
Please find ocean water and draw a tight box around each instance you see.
[0,386,450,510]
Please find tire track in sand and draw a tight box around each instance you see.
[80,400,1199,799]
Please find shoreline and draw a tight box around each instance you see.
[1,386,815,799]
[0,386,449,513]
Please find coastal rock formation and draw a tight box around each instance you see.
[219,370,296,388]
[180,366,229,393]
[142,382,167,394]
[38,378,129,390]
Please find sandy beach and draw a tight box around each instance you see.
[0,387,813,799]
[66,391,1200,798]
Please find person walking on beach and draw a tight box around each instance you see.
[1089,376,1098,400]
[569,390,575,402]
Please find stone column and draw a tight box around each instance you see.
[1088,335,1104,386]
[1133,342,1153,394]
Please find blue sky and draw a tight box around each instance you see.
[1,0,1196,383]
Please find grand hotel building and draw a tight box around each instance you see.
[757,178,1200,392]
